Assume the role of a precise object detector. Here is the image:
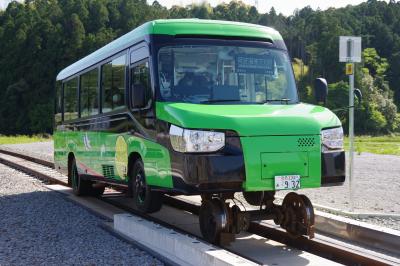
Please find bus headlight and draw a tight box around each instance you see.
[169,125,225,153]
[321,127,344,152]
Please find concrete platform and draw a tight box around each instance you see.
[115,213,257,266]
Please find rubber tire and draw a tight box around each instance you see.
[71,158,104,196]
[131,160,162,213]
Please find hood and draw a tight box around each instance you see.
[156,102,341,136]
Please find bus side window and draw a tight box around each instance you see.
[55,81,63,123]
[131,60,151,108]
[101,54,126,112]
[63,77,78,120]
[80,68,99,117]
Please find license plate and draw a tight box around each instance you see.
[274,175,301,190]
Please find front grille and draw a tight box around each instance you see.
[297,137,315,147]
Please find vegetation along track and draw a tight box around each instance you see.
[0,148,397,266]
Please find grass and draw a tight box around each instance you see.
[344,135,400,156]
[0,135,52,145]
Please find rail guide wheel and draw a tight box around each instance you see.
[280,192,315,238]
[199,198,230,244]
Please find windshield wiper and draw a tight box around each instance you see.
[200,99,242,104]
[263,98,291,104]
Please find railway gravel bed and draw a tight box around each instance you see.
[2,141,400,231]
[0,164,162,265]
[0,141,53,162]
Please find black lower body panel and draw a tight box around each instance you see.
[170,152,245,194]
[321,151,345,186]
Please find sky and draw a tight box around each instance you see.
[0,0,388,16]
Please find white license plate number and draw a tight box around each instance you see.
[274,175,301,190]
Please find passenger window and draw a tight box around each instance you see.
[55,81,63,123]
[80,68,99,117]
[63,77,78,120]
[131,61,151,108]
[101,54,126,112]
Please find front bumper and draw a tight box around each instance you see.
[321,151,345,186]
[169,135,345,193]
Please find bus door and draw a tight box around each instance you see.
[128,44,155,134]
[128,44,160,182]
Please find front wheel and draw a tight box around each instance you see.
[130,159,162,213]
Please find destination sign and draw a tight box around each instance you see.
[235,54,274,75]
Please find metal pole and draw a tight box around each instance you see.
[349,63,355,212]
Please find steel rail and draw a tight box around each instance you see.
[0,149,397,266]
[0,149,54,168]
[0,152,64,185]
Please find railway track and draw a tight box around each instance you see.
[0,149,398,266]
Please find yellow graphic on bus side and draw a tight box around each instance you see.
[115,136,128,179]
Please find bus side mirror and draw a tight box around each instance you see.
[132,84,146,108]
[314,78,328,104]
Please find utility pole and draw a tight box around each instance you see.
[348,61,355,212]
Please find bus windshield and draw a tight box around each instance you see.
[157,44,298,104]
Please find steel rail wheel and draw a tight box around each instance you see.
[281,192,315,238]
[199,198,228,244]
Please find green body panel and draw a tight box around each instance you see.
[53,130,173,188]
[156,101,339,191]
[125,134,173,188]
[261,152,309,179]
[240,136,321,191]
[155,102,341,136]
[54,131,68,169]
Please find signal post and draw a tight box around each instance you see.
[339,36,362,212]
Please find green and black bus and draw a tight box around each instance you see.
[55,19,345,243]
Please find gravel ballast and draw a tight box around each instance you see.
[2,141,399,231]
[0,141,53,162]
[0,164,162,265]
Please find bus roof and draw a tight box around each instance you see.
[56,19,284,81]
